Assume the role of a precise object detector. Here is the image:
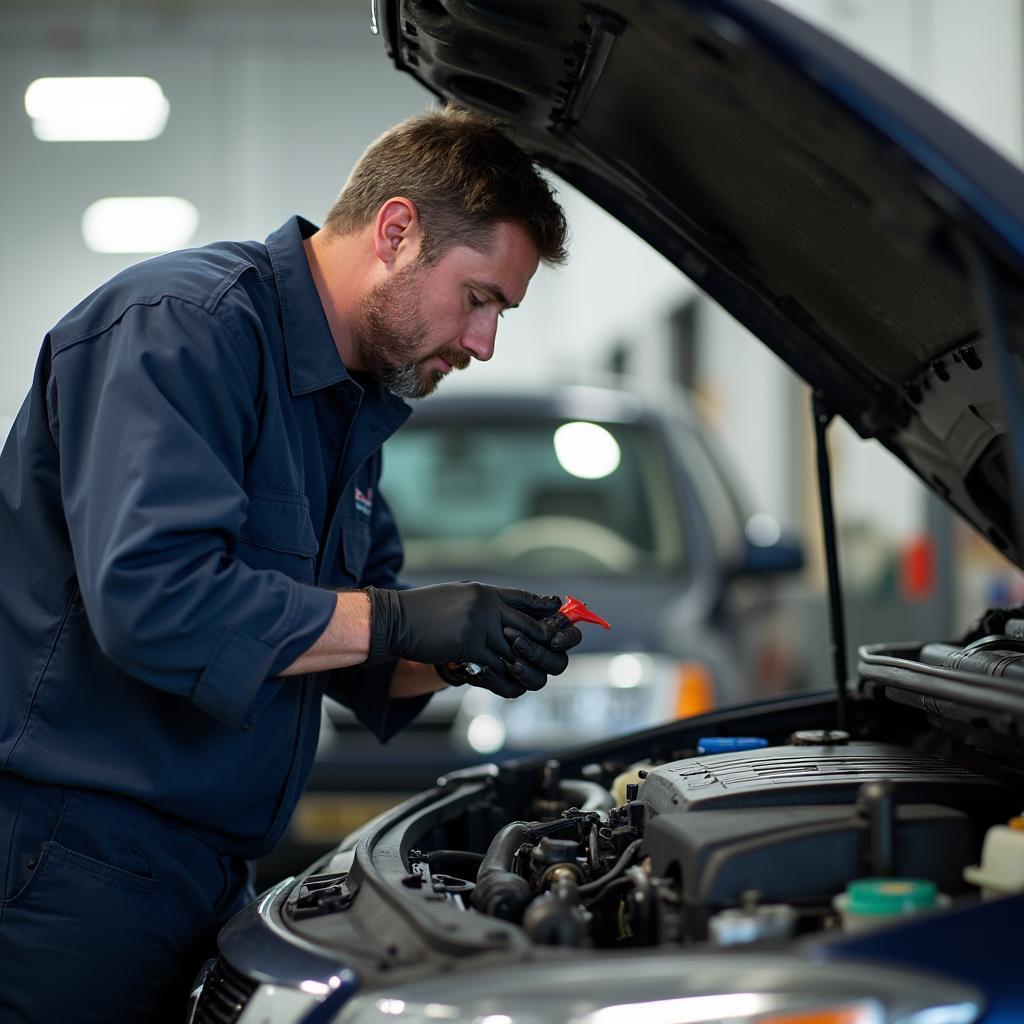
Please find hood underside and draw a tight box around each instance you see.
[377,0,1024,567]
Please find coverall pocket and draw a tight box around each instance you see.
[237,484,319,583]
[5,839,159,909]
[0,839,177,1024]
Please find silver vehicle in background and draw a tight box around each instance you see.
[384,384,805,754]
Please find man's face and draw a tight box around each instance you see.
[352,220,540,399]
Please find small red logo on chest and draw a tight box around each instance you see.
[354,486,374,516]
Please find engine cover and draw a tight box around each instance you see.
[638,742,1000,814]
[634,743,1004,932]
[643,803,972,923]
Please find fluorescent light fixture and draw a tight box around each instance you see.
[25,77,169,142]
[553,421,621,480]
[82,197,199,254]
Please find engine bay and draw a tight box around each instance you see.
[400,737,1008,951]
[282,691,1023,968]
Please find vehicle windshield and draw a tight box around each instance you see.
[380,417,687,577]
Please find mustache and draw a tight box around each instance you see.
[434,345,472,371]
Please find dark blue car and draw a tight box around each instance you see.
[191,1,1024,1021]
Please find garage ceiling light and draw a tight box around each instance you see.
[82,197,199,254]
[24,76,169,141]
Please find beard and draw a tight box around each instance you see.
[352,261,470,399]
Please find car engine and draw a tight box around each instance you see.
[389,735,1005,952]
[187,687,1019,1023]
[280,693,1019,971]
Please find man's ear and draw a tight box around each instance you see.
[373,197,421,268]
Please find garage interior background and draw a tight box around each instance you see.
[2,0,1023,664]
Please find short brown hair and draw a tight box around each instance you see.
[324,105,568,266]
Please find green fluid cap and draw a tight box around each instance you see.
[845,878,938,915]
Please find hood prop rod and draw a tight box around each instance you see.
[813,390,849,731]
[959,234,1024,552]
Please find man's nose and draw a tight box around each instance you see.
[461,316,498,362]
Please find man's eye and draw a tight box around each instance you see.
[469,291,505,317]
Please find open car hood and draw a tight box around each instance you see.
[374,0,1024,567]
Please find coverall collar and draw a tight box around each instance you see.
[265,216,411,427]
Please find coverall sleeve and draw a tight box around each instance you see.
[325,470,431,741]
[48,297,337,730]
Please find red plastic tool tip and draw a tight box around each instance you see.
[559,595,612,630]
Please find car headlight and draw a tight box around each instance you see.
[331,954,980,1024]
[453,652,715,753]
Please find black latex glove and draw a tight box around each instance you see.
[365,583,564,698]
[437,601,584,694]
[536,603,585,653]
[501,602,583,681]
[503,621,582,668]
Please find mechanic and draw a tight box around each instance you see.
[0,106,580,1022]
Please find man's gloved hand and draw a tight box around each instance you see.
[364,583,578,698]
[511,597,584,654]
[502,602,583,674]
[435,598,584,695]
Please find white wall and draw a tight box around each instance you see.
[0,7,428,437]
[0,4,692,442]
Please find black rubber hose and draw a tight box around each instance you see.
[477,822,534,878]
[422,850,485,880]
[559,779,616,814]
[584,875,633,910]
[473,870,532,921]
[479,817,581,877]
[579,838,643,898]
[472,818,578,921]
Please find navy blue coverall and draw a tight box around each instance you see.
[0,216,430,1021]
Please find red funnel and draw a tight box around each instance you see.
[559,595,612,630]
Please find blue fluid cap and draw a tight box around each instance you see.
[697,737,769,755]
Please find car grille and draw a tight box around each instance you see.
[192,957,257,1024]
